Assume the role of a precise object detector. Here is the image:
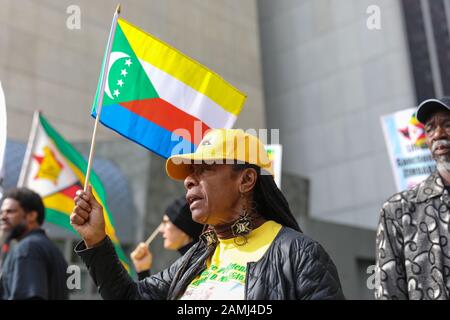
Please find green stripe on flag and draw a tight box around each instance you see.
[92,23,159,113]
[45,208,74,231]
[39,115,134,277]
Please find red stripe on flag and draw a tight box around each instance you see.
[119,98,210,145]
[60,183,82,198]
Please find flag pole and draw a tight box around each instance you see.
[84,4,121,192]
[17,110,40,187]
[144,223,162,247]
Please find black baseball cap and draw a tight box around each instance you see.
[416,96,450,124]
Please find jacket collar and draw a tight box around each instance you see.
[178,241,195,255]
[416,171,447,203]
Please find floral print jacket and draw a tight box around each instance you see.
[376,171,450,300]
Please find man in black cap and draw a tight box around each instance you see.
[376,96,450,300]
[130,196,203,280]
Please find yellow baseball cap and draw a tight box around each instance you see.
[166,129,274,180]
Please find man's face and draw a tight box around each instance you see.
[424,110,450,170]
[0,198,27,234]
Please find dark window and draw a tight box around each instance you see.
[429,0,450,95]
[401,0,435,102]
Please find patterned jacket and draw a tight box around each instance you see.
[376,171,450,299]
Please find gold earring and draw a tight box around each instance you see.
[231,205,252,246]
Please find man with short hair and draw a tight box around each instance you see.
[376,97,450,300]
[0,187,68,300]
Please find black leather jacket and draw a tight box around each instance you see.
[137,241,196,280]
[75,226,345,300]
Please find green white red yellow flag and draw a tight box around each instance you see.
[92,17,247,158]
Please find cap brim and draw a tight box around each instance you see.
[166,154,276,180]
[166,154,234,180]
[166,153,197,180]
[416,99,450,124]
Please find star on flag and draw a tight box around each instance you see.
[109,57,133,100]
[32,146,64,185]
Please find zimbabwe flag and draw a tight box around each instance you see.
[18,112,132,274]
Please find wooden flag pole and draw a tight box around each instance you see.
[144,223,162,247]
[84,4,121,192]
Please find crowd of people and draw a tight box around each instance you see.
[2,96,450,299]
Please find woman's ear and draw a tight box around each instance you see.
[239,168,258,194]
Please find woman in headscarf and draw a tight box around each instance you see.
[71,129,344,300]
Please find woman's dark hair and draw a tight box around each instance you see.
[232,163,301,232]
[2,187,46,225]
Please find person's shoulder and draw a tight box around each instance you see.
[15,230,54,258]
[271,227,337,271]
[274,227,324,257]
[380,182,421,213]
[14,234,42,255]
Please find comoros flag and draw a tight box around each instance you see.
[92,18,246,158]
[19,113,132,274]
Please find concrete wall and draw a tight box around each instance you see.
[258,0,416,230]
[256,0,419,298]
[280,172,376,299]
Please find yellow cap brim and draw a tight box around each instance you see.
[165,153,196,180]
[166,154,274,181]
[166,154,232,180]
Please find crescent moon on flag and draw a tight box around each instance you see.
[105,51,130,100]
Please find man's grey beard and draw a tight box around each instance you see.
[437,160,450,172]
[432,140,450,172]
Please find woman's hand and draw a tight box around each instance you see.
[130,242,153,272]
[70,185,106,248]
